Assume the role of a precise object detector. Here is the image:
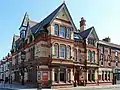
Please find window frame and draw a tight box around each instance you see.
[88,50,91,61]
[74,49,77,61]
[60,44,66,58]
[54,24,59,36]
[66,27,71,39]
[54,43,59,58]
[59,26,66,38]
[92,51,95,63]
[66,46,71,59]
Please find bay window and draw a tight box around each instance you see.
[54,24,59,36]
[66,46,71,59]
[60,45,66,58]
[59,26,65,38]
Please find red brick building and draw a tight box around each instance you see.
[5,2,120,89]
[98,38,120,85]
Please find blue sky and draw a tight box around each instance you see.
[0,0,120,59]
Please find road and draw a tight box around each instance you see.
[0,88,14,90]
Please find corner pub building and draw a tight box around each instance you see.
[10,2,120,89]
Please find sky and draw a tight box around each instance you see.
[0,0,120,59]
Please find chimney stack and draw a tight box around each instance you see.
[80,17,86,32]
[102,37,111,42]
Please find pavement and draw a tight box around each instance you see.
[1,83,120,90]
[58,85,120,90]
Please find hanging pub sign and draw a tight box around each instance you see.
[42,72,48,81]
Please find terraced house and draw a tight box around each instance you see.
[98,38,120,85]
[3,2,120,89]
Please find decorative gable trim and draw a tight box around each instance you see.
[50,3,76,31]
[19,12,29,30]
[87,27,99,41]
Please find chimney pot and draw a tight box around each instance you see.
[80,17,86,32]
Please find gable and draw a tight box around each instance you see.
[56,8,69,21]
[20,12,29,29]
[87,28,99,41]
[34,2,77,34]
[89,30,96,39]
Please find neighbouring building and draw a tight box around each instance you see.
[98,37,120,85]
[0,60,4,80]
[0,53,12,81]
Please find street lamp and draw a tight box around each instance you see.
[20,50,26,85]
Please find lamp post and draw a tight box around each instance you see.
[20,50,26,85]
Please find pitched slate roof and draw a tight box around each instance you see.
[79,27,93,39]
[30,2,77,34]
[30,3,64,34]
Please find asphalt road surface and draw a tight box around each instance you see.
[0,88,15,90]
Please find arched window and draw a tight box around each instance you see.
[66,46,71,59]
[60,44,66,58]
[92,51,95,63]
[54,44,59,58]
[54,24,59,36]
